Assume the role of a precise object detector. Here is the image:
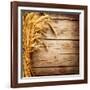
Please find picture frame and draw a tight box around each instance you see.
[11,1,88,88]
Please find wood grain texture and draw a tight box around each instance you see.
[32,67,79,76]
[31,54,79,67]
[42,20,79,39]
[48,13,79,21]
[30,13,79,76]
[38,40,79,53]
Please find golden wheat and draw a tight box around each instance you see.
[22,12,56,77]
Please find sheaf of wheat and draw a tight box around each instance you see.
[22,12,56,77]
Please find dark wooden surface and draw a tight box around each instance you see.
[31,13,79,76]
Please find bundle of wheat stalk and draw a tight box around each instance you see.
[22,12,57,77]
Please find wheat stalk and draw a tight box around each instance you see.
[22,12,56,77]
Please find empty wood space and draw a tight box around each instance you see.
[32,67,79,76]
[31,54,79,67]
[31,13,79,76]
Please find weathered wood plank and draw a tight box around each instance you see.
[48,13,79,20]
[32,67,79,76]
[32,13,79,76]
[31,54,79,67]
[36,40,79,53]
[42,20,79,39]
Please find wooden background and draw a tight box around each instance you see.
[31,13,79,76]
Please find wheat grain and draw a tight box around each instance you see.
[22,12,56,77]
